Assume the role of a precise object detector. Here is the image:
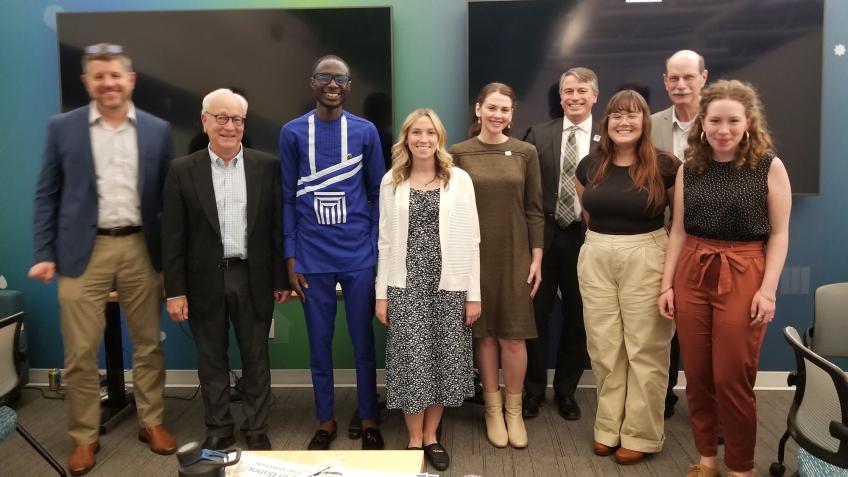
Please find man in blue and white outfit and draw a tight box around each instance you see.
[279,55,386,450]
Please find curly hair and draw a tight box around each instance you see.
[589,89,668,213]
[686,79,774,175]
[390,108,453,190]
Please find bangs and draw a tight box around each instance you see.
[606,90,647,115]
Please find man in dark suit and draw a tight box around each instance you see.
[651,49,708,419]
[162,88,290,451]
[30,43,176,475]
[522,67,600,421]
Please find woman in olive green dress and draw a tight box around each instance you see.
[449,82,544,449]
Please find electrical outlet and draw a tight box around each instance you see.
[268,318,275,340]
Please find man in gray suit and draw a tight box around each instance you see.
[650,49,707,418]
[651,50,708,159]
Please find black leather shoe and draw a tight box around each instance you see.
[523,394,543,418]
[246,433,272,450]
[663,402,676,419]
[202,435,235,451]
[423,442,450,471]
[557,396,581,420]
[307,429,337,450]
[361,427,385,450]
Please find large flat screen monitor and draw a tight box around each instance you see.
[57,8,393,160]
[469,0,823,194]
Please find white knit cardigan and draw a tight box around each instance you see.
[375,167,481,301]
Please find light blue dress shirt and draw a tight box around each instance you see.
[209,146,248,259]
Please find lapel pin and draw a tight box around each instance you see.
[505,150,512,156]
[593,134,601,142]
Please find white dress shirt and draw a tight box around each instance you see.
[209,146,248,259]
[562,115,593,219]
[89,102,141,228]
[671,107,693,161]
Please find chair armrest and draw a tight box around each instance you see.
[829,421,848,442]
[787,371,799,387]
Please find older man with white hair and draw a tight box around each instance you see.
[651,49,708,419]
[162,88,290,451]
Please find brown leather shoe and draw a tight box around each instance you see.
[68,441,99,476]
[614,447,645,465]
[138,424,177,455]
[593,441,616,456]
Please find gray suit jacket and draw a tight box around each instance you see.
[651,106,675,154]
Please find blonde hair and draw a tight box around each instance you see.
[390,108,453,190]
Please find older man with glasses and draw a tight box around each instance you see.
[30,43,175,475]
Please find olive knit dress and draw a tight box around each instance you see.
[449,137,544,339]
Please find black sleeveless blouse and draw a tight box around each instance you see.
[683,153,774,242]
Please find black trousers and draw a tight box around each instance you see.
[525,221,588,399]
[188,261,273,437]
[666,333,680,407]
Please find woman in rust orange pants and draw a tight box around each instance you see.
[657,80,792,477]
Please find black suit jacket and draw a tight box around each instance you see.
[524,117,600,248]
[161,147,288,319]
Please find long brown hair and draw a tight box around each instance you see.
[390,108,453,190]
[467,82,517,138]
[589,90,666,212]
[686,79,774,175]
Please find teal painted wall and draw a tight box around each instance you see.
[0,1,845,371]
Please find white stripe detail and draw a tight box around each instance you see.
[308,114,316,175]
[296,163,363,197]
[341,114,348,162]
[297,154,363,186]
[313,191,347,225]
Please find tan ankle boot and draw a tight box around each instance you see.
[504,391,528,448]
[483,390,508,447]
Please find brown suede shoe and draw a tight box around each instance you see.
[593,441,616,456]
[685,463,721,477]
[614,447,645,465]
[68,441,99,476]
[138,424,177,455]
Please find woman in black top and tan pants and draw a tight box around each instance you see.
[575,90,681,465]
[658,80,791,477]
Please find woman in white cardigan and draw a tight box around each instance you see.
[375,108,481,471]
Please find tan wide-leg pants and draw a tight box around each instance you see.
[57,233,165,444]
[577,229,674,453]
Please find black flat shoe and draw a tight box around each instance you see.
[202,435,235,451]
[423,442,450,471]
[246,433,272,450]
[307,429,337,450]
[361,427,385,450]
[557,396,581,421]
[523,394,543,418]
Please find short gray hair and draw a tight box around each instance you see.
[201,88,248,114]
[559,67,599,95]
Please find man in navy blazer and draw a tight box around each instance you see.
[29,44,175,475]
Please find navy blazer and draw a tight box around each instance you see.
[32,105,173,277]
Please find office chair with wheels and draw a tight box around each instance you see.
[0,311,67,476]
[770,326,848,477]
[804,282,848,357]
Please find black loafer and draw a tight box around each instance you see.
[202,435,235,451]
[246,433,272,450]
[423,442,450,471]
[307,429,337,450]
[557,396,581,421]
[361,427,385,450]
[523,394,543,418]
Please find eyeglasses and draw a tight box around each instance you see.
[608,112,642,122]
[204,112,246,127]
[85,43,124,55]
[666,74,699,84]
[312,73,351,86]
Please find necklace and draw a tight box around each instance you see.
[411,172,439,189]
